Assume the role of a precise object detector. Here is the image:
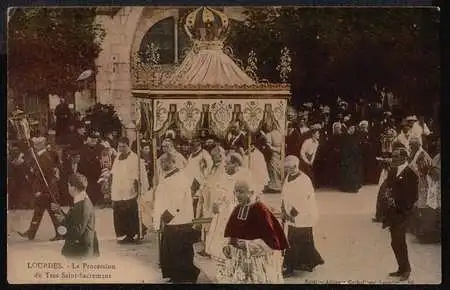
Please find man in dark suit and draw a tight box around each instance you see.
[59,149,81,206]
[18,137,62,241]
[54,97,72,145]
[225,121,247,156]
[381,142,418,281]
[51,173,100,259]
[78,131,103,206]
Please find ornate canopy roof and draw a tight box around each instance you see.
[133,6,290,94]
[161,6,256,87]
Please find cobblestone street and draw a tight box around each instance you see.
[7,185,441,284]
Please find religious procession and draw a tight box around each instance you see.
[7,6,440,284]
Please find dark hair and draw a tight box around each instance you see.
[68,173,88,191]
[117,137,130,146]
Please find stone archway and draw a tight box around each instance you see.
[96,7,180,139]
[95,6,247,140]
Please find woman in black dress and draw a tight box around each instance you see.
[327,122,344,188]
[339,125,363,193]
[358,121,378,184]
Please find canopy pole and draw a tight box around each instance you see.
[151,99,158,205]
[136,102,143,240]
[281,103,287,181]
[247,131,251,169]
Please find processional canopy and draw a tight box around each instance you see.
[133,6,290,139]
[164,6,255,87]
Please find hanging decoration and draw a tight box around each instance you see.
[242,100,264,132]
[177,101,202,139]
[210,100,234,138]
[153,100,170,133]
[276,46,292,83]
[245,50,258,82]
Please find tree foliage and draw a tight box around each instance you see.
[226,7,440,115]
[8,8,105,98]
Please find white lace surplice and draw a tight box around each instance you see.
[216,240,284,284]
[204,170,236,259]
[243,147,270,194]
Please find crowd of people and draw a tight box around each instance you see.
[8,99,124,210]
[7,95,441,283]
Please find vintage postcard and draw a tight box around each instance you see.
[7,5,440,284]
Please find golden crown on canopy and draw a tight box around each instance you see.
[184,6,230,48]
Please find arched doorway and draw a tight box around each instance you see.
[138,16,191,65]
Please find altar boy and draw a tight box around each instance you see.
[110,137,149,244]
[153,153,200,283]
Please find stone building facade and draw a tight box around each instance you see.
[94,6,246,140]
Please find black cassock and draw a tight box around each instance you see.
[339,134,363,193]
[78,144,103,205]
[159,223,201,283]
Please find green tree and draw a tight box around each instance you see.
[227,7,439,115]
[8,8,105,100]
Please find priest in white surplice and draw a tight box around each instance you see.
[243,144,270,194]
[153,153,200,283]
[225,152,260,199]
[281,155,324,277]
[201,147,237,259]
[184,137,213,217]
[110,137,149,244]
[155,138,187,187]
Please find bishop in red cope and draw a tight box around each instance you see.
[218,179,288,283]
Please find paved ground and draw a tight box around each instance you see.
[7,185,441,284]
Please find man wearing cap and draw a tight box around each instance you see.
[219,179,289,283]
[18,137,62,241]
[379,142,418,281]
[78,131,103,206]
